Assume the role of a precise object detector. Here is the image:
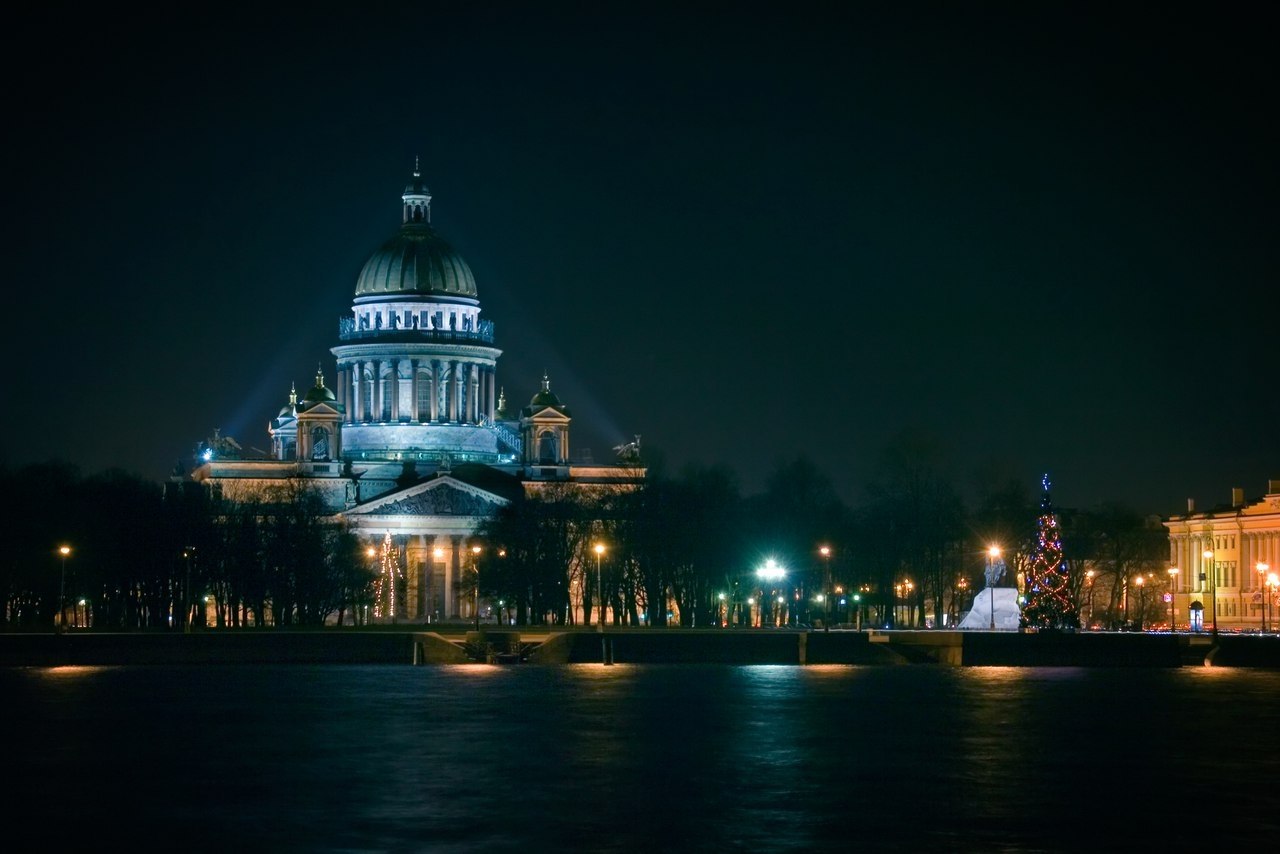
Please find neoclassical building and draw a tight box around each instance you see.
[1163,480,1280,632]
[190,165,643,622]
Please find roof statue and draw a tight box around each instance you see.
[613,435,642,464]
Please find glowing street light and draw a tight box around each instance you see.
[819,545,832,631]
[1268,571,1279,635]
[594,543,606,630]
[1257,562,1270,632]
[57,545,71,631]
[987,545,1002,631]
[1203,549,1217,640]
[471,545,483,631]
[1135,574,1146,631]
[1167,567,1179,633]
[1085,569,1096,629]
[756,559,786,626]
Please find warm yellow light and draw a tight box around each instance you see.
[746,597,755,605]
[1203,550,1214,560]
[1086,569,1095,581]
[1168,567,1179,577]
[1269,573,1279,589]
[59,545,71,556]
[433,548,444,559]
[594,543,605,556]
[819,545,831,557]
[1135,575,1144,586]
[472,545,482,554]
[1258,562,1271,574]
[366,547,376,558]
[988,545,1001,558]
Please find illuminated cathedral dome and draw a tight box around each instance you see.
[353,226,477,298]
[301,367,336,404]
[524,375,571,416]
[354,161,477,299]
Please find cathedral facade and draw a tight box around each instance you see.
[190,166,643,623]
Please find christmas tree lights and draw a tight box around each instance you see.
[1020,474,1079,631]
[372,532,402,620]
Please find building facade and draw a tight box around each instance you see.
[1163,480,1280,632]
[189,166,643,623]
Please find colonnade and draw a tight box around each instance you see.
[368,532,484,623]
[334,360,497,425]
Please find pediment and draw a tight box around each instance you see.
[522,407,571,424]
[298,402,342,418]
[349,475,509,518]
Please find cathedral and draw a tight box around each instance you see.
[189,165,643,622]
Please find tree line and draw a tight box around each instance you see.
[1,444,1169,631]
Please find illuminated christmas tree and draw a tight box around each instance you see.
[1019,474,1079,630]
[372,532,402,620]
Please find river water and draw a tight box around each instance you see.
[7,664,1280,852]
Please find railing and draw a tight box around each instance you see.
[488,422,523,455]
[338,317,495,344]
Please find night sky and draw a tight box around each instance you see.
[4,2,1275,515]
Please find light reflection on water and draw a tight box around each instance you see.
[7,664,1280,852]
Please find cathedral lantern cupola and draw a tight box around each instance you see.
[520,374,572,476]
[296,365,344,463]
[403,156,432,223]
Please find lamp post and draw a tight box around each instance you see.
[471,545,482,630]
[1141,578,1152,632]
[593,543,606,630]
[756,559,786,627]
[1167,567,1179,633]
[1257,562,1270,633]
[1264,571,1274,637]
[894,582,903,628]
[181,547,196,633]
[1203,549,1217,640]
[904,579,914,628]
[1085,569,1096,629]
[819,545,832,631]
[57,545,71,631]
[987,545,1002,630]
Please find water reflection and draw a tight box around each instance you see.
[6,664,1280,852]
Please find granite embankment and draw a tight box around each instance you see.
[5,628,1280,667]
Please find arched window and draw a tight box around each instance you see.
[538,430,557,464]
[311,427,330,460]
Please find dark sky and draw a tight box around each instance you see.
[4,1,1275,515]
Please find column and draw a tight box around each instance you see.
[487,367,496,422]
[447,536,462,618]
[468,363,479,423]
[449,360,459,422]
[410,359,420,422]
[390,359,400,422]
[430,360,440,422]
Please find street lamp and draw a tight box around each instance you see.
[57,545,71,631]
[594,543,606,630]
[1268,571,1279,635]
[1203,549,1217,639]
[182,547,196,633]
[1257,562,1270,633]
[757,558,786,627]
[904,579,914,628]
[987,545,1002,630]
[1085,569,1096,629]
[819,545,832,631]
[1167,567,1179,633]
[1134,574,1145,631]
[471,545,483,630]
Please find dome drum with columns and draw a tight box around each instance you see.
[189,163,644,624]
